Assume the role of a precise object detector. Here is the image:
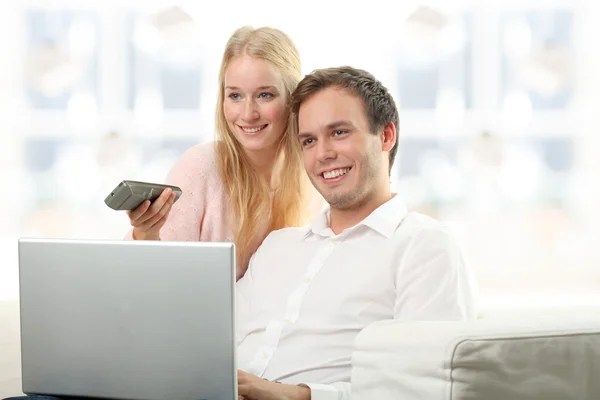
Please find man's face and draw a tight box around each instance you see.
[297,87,388,210]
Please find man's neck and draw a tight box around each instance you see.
[329,189,393,235]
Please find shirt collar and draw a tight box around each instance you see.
[302,194,408,240]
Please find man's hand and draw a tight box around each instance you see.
[237,370,310,400]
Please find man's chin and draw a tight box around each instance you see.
[322,192,356,210]
[309,181,355,208]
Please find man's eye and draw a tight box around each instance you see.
[334,130,346,136]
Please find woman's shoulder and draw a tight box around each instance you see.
[167,140,223,186]
[178,140,219,165]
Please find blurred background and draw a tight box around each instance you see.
[0,0,598,309]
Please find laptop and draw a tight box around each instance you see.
[18,238,237,400]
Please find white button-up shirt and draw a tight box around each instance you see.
[236,194,478,400]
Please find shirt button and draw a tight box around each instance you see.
[302,276,311,283]
[261,352,268,359]
[284,317,294,324]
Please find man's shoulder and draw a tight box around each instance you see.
[249,226,309,267]
[262,226,310,247]
[397,211,459,246]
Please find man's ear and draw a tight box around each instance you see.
[380,122,397,152]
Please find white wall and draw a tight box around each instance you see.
[1,0,599,307]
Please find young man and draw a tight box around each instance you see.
[5,67,476,400]
[235,66,478,400]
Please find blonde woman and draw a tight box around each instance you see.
[125,26,315,280]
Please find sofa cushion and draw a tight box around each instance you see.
[351,312,600,400]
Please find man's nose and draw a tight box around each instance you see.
[316,138,336,162]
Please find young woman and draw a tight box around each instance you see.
[126,26,315,280]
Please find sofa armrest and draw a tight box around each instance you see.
[351,313,600,400]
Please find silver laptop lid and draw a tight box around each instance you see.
[18,238,236,400]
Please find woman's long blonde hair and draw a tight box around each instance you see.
[215,26,311,268]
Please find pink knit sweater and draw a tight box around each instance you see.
[126,141,265,280]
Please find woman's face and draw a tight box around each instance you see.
[223,55,288,158]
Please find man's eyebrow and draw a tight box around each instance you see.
[325,120,354,130]
[298,120,356,138]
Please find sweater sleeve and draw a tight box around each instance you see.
[124,142,217,241]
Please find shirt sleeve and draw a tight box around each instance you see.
[124,145,209,241]
[394,227,479,320]
[303,227,477,399]
[301,382,351,400]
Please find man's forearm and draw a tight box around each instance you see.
[239,374,311,400]
[286,383,311,400]
[267,381,311,400]
[265,381,310,400]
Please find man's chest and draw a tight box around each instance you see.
[245,235,405,326]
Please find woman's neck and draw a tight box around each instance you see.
[244,145,280,186]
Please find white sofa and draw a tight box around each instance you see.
[2,301,600,400]
[352,308,600,400]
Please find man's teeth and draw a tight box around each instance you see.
[242,125,266,133]
[323,168,350,179]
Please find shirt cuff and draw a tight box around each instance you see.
[302,383,339,400]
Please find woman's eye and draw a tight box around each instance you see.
[228,93,240,100]
[259,92,273,99]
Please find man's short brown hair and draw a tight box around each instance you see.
[291,66,400,174]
